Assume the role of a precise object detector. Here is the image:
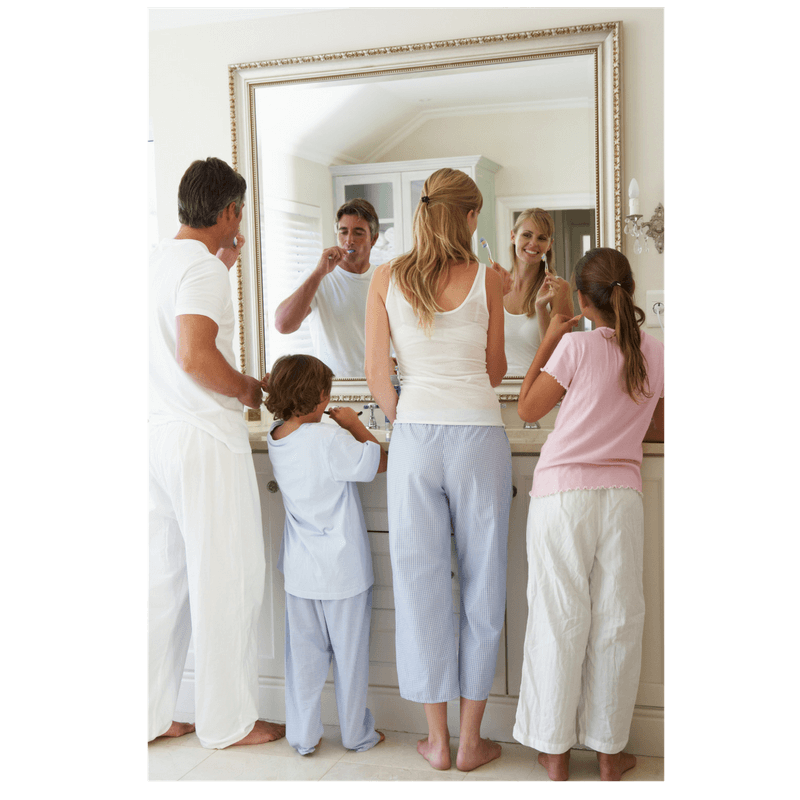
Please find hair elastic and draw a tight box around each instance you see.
[609,281,622,289]
[421,196,430,204]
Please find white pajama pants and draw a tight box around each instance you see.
[284,588,380,755]
[513,488,645,754]
[388,424,511,704]
[148,422,266,749]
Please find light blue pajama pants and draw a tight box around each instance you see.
[387,424,512,704]
[284,588,380,755]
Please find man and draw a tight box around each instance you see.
[274,199,380,377]
[149,157,285,748]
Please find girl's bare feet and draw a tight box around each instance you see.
[456,737,502,771]
[417,736,451,770]
[155,721,196,739]
[597,751,637,780]
[538,750,570,781]
[231,720,286,746]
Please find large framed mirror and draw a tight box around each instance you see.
[229,22,621,395]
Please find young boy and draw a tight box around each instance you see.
[265,354,388,755]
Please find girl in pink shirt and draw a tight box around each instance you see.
[511,248,664,781]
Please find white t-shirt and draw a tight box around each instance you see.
[309,264,375,377]
[386,262,503,427]
[503,307,542,375]
[149,239,250,453]
[269,420,381,600]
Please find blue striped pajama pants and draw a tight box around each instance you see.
[387,424,511,704]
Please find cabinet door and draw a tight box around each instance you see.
[506,456,538,696]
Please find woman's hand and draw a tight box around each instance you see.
[489,260,513,295]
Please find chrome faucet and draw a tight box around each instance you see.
[524,420,540,430]
[363,403,379,430]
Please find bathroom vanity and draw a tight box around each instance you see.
[173,401,664,757]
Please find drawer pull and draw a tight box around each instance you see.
[267,480,280,494]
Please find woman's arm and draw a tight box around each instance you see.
[365,263,399,423]
[485,266,507,386]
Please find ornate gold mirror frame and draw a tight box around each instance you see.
[229,22,621,401]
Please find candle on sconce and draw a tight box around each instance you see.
[628,178,640,216]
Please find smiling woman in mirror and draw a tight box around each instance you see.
[491,209,574,375]
[273,199,380,378]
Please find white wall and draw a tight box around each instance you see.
[150,7,664,340]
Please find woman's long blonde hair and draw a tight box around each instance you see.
[574,247,652,402]
[390,168,483,333]
[509,208,555,317]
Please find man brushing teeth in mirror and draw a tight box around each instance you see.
[274,198,380,378]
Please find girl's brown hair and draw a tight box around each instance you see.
[390,168,483,333]
[264,354,333,420]
[509,208,555,317]
[574,247,652,402]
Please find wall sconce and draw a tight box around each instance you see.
[625,179,664,254]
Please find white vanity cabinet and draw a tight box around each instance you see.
[330,155,501,266]
[176,447,663,757]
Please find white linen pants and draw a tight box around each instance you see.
[388,424,511,704]
[513,488,645,754]
[148,422,266,749]
[284,588,380,755]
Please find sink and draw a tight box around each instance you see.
[504,427,552,445]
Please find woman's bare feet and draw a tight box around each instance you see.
[597,751,637,780]
[538,750,570,781]
[155,721,196,739]
[456,737,502,772]
[231,720,286,746]
[417,736,451,770]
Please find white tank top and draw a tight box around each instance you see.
[386,262,503,426]
[503,307,542,375]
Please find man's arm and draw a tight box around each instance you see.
[176,314,267,408]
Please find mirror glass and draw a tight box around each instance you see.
[233,26,620,384]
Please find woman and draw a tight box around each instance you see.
[365,168,511,772]
[496,208,574,374]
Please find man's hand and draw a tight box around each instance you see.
[316,246,349,277]
[238,373,269,409]
[216,232,245,269]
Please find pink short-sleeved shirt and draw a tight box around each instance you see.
[531,328,664,497]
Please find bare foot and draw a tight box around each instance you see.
[377,731,386,745]
[155,721,196,740]
[417,736,451,770]
[538,751,570,781]
[230,719,286,746]
[597,751,637,781]
[456,737,502,772]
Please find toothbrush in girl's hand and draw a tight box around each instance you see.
[480,237,493,264]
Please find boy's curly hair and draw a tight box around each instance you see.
[264,354,334,420]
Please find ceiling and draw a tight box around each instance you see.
[255,55,596,165]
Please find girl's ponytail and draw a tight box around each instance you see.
[574,248,652,402]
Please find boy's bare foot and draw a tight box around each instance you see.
[456,737,501,772]
[597,751,637,781]
[417,736,451,770]
[538,750,570,781]
[155,721,196,739]
[231,720,286,746]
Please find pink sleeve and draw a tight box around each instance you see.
[541,334,579,391]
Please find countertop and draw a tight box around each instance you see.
[249,426,664,456]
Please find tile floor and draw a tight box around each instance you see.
[148,724,664,781]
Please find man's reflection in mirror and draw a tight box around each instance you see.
[274,199,379,378]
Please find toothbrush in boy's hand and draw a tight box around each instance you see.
[324,409,362,416]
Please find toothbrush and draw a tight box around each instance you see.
[480,237,493,264]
